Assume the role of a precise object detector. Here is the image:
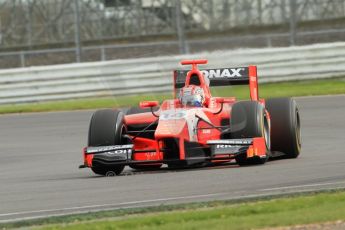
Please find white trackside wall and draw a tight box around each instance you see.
[1,42,345,104]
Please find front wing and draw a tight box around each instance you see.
[80,137,267,168]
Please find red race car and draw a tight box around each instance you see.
[80,59,301,176]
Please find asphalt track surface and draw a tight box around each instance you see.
[1,95,345,222]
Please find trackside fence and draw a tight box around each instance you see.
[1,42,345,104]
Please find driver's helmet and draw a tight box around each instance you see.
[179,85,205,107]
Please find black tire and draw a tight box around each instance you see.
[88,109,126,176]
[231,101,270,165]
[91,166,125,176]
[265,98,301,158]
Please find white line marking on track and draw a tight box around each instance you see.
[0,204,155,223]
[259,181,345,192]
[0,192,226,218]
[2,184,345,223]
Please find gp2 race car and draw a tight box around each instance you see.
[79,59,301,176]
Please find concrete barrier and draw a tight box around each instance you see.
[1,42,345,104]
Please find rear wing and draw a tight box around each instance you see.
[173,65,259,101]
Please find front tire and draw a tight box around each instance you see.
[230,101,270,165]
[88,109,126,176]
[265,98,301,158]
[91,165,125,176]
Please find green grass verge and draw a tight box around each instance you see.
[1,78,345,114]
[4,190,344,230]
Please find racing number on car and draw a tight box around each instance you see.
[160,110,187,120]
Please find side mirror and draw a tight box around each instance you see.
[139,101,159,109]
[215,98,224,104]
[213,98,235,115]
[215,97,236,104]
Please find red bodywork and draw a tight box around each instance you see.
[83,60,269,168]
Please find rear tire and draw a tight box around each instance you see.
[265,98,301,158]
[231,101,270,166]
[88,109,126,176]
